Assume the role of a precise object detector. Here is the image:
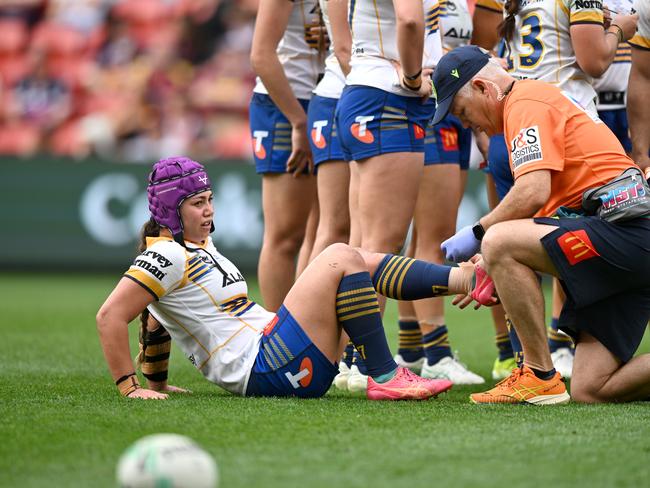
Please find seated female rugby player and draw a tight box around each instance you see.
[96,157,496,401]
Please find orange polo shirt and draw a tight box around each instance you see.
[504,79,637,217]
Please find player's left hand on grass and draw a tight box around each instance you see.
[441,225,481,263]
[148,381,192,394]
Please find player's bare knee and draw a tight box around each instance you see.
[264,231,305,256]
[481,224,509,268]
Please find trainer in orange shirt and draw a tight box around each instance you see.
[435,46,650,405]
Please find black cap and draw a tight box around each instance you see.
[431,46,491,125]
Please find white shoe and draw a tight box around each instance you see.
[551,347,574,379]
[393,354,425,374]
[421,355,485,385]
[347,364,368,393]
[333,362,352,390]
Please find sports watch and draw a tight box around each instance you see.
[472,221,486,241]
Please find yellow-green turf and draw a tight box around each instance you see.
[1,273,649,488]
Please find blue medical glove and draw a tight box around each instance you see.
[441,225,481,263]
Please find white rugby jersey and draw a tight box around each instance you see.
[254,0,325,100]
[476,0,604,112]
[630,0,650,49]
[593,0,634,110]
[314,0,347,98]
[346,0,443,96]
[124,236,273,396]
[440,0,472,50]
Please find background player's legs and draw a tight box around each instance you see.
[395,236,424,372]
[259,173,317,311]
[309,160,351,261]
[572,331,650,403]
[348,161,362,247]
[412,164,484,384]
[296,200,319,276]
[357,152,422,254]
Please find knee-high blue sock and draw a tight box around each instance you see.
[398,320,424,362]
[506,316,524,367]
[548,317,574,353]
[372,255,451,300]
[336,272,397,378]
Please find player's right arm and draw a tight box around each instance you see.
[471,0,503,51]
[250,0,311,175]
[96,278,168,400]
[628,1,650,170]
[329,0,352,76]
[393,0,425,88]
[570,12,639,78]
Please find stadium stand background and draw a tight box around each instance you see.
[0,0,257,161]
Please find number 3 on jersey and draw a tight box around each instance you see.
[519,13,545,69]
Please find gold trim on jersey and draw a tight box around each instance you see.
[125,269,165,299]
[629,34,650,51]
[372,0,385,57]
[145,236,173,247]
[198,324,252,370]
[475,0,503,13]
[569,11,603,25]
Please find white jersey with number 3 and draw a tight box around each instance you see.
[347,0,443,96]
[254,0,324,100]
[124,236,273,396]
[477,0,604,112]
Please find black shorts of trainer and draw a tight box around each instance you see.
[535,216,650,362]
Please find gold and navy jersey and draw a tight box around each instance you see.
[593,0,634,110]
[254,0,325,100]
[124,236,274,396]
[347,0,443,95]
[314,0,347,98]
[475,0,604,112]
[629,0,650,50]
[440,0,473,50]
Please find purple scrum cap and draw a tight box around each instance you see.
[147,157,212,240]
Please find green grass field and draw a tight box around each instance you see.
[1,273,650,488]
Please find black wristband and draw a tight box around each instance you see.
[404,69,422,81]
[115,373,136,385]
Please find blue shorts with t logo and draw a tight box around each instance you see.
[245,306,338,398]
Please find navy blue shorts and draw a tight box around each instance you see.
[487,134,514,201]
[424,111,471,169]
[598,108,632,153]
[249,93,310,174]
[336,85,430,161]
[536,216,650,361]
[307,95,346,165]
[245,306,339,398]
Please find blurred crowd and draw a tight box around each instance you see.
[0,0,258,161]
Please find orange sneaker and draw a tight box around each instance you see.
[469,365,570,405]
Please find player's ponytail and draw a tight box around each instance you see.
[138,217,161,253]
[499,0,521,41]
